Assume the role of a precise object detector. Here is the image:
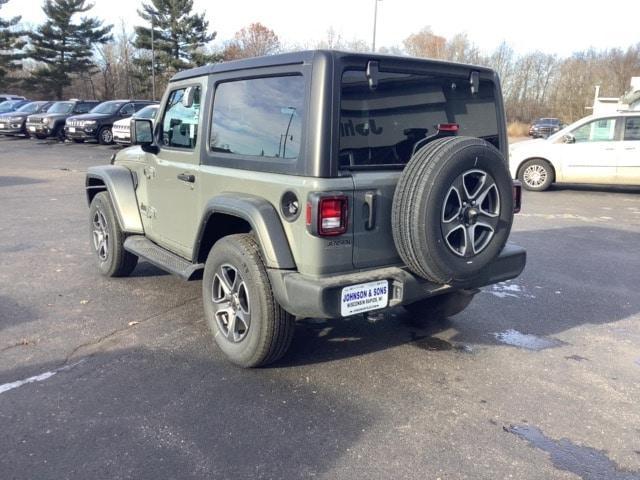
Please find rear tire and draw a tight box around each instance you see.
[404,290,477,327]
[89,192,138,277]
[392,137,514,284]
[203,234,294,368]
[518,158,554,191]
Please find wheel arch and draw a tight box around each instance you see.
[194,193,296,270]
[517,156,556,182]
[85,166,144,234]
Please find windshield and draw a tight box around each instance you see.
[48,102,74,114]
[0,100,21,112]
[339,70,499,168]
[16,102,42,114]
[90,102,125,115]
[134,105,158,119]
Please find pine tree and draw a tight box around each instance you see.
[0,0,25,89]
[26,0,112,99]
[134,0,216,84]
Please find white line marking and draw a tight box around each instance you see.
[0,360,84,395]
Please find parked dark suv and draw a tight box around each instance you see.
[26,100,99,140]
[0,101,53,137]
[529,118,564,138]
[65,100,157,145]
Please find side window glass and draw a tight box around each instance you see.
[120,103,135,116]
[572,118,616,143]
[210,75,305,159]
[161,87,201,149]
[624,117,640,141]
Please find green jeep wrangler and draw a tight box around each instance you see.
[86,51,526,367]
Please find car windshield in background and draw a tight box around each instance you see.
[0,100,21,112]
[134,106,158,119]
[90,102,125,115]
[540,118,560,125]
[16,102,42,114]
[48,102,74,114]
[339,70,499,168]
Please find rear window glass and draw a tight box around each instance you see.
[339,70,499,168]
[210,75,304,160]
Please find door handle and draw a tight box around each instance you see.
[364,191,376,230]
[177,173,195,183]
[624,147,636,151]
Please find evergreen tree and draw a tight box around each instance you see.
[134,0,216,81]
[26,0,112,99]
[0,0,25,89]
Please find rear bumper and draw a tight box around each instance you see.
[269,243,526,319]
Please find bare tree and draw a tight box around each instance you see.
[223,22,280,60]
[403,27,446,59]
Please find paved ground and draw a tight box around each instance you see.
[1,135,639,480]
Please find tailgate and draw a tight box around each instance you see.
[351,170,402,268]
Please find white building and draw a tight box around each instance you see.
[591,77,640,115]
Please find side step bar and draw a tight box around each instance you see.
[123,235,204,280]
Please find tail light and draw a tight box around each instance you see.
[306,194,349,236]
[513,181,522,213]
[437,123,459,132]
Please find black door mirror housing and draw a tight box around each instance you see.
[131,118,158,153]
[562,133,576,144]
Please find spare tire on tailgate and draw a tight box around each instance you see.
[391,136,514,284]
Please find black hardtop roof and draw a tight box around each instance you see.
[170,49,496,82]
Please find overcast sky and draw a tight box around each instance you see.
[5,0,639,57]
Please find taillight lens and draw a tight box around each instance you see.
[438,123,459,132]
[513,181,522,213]
[319,196,348,236]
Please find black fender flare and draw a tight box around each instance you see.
[194,193,296,270]
[85,165,144,234]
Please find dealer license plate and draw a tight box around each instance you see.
[341,280,389,316]
[0,123,5,129]
[28,126,36,132]
[69,127,76,133]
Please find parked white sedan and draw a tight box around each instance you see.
[113,104,159,145]
[509,111,640,190]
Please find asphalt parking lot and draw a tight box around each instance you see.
[1,135,639,480]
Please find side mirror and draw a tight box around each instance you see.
[182,87,195,108]
[131,118,158,153]
[562,133,575,144]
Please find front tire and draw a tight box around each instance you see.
[54,125,65,142]
[89,192,138,277]
[203,234,294,368]
[98,126,113,145]
[518,158,554,191]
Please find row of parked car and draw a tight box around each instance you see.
[0,95,158,145]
